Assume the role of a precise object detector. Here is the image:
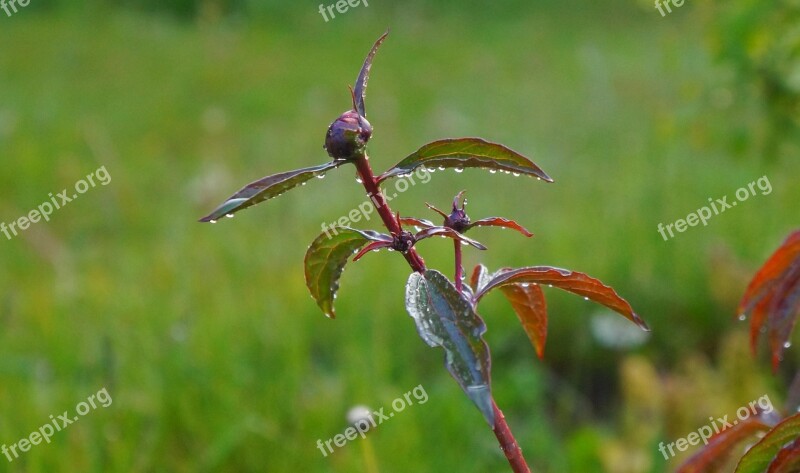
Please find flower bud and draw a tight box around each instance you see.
[324,110,373,160]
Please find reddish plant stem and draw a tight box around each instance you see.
[493,401,531,473]
[454,239,463,292]
[353,155,532,473]
[353,156,426,273]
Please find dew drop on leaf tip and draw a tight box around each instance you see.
[738,314,746,321]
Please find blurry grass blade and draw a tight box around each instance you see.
[199,161,343,222]
[377,138,553,183]
[304,227,376,319]
[474,266,648,331]
[765,437,800,473]
[353,30,389,117]
[676,417,771,473]
[735,413,800,473]
[405,270,494,425]
[499,284,548,358]
[466,217,534,237]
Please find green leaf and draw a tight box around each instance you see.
[377,138,553,183]
[353,31,389,117]
[304,227,378,318]
[405,269,494,425]
[736,413,800,473]
[199,161,343,223]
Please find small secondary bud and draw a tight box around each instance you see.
[324,110,373,160]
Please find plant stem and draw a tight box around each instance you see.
[353,156,426,273]
[454,239,463,292]
[492,401,532,473]
[352,155,532,473]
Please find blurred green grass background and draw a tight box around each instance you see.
[0,1,798,472]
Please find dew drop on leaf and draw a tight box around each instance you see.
[512,172,521,177]
[356,177,363,184]
[317,174,326,179]
[454,167,464,173]
[489,169,497,174]
[209,219,217,224]
[738,314,746,321]
[785,342,792,349]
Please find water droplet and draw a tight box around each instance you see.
[504,170,512,175]
[356,177,363,184]
[548,284,553,288]
[372,249,380,252]
[521,283,530,288]
[461,241,469,246]
[438,166,445,171]
[785,342,792,349]
[537,177,542,181]
[512,172,521,177]
[426,167,435,172]
[225,214,234,219]
[209,219,217,224]
[454,168,464,173]
[584,297,589,301]
[317,174,326,179]
[738,314,746,321]
[489,169,497,174]
[301,182,307,186]
[388,248,395,252]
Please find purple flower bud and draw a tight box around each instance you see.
[324,110,373,160]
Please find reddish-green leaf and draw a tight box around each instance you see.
[500,283,548,358]
[466,217,534,237]
[739,230,800,368]
[377,138,553,183]
[405,270,494,425]
[676,417,771,473]
[399,216,435,230]
[736,413,800,473]
[766,437,800,473]
[470,264,490,293]
[353,31,388,117]
[415,227,488,251]
[352,240,393,262]
[304,228,382,318]
[200,161,343,223]
[474,266,649,331]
